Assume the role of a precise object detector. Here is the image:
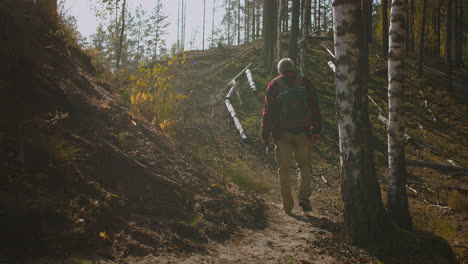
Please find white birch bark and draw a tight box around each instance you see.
[332,0,389,245]
[387,0,412,229]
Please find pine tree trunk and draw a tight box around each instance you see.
[116,0,126,69]
[446,0,453,92]
[263,0,275,71]
[409,0,415,50]
[304,0,311,36]
[317,0,321,30]
[285,0,289,32]
[203,0,206,49]
[382,0,389,56]
[361,0,370,80]
[313,0,317,29]
[417,0,427,77]
[460,0,464,66]
[454,0,462,66]
[288,0,300,62]
[387,0,413,230]
[238,0,241,44]
[405,0,410,54]
[332,0,390,246]
[212,0,216,47]
[276,0,283,61]
[435,0,440,58]
[228,0,232,45]
[252,0,256,39]
[37,0,57,26]
[362,0,372,43]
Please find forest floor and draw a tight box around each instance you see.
[1,5,466,263]
[99,40,466,263]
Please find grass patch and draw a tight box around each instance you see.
[224,167,271,193]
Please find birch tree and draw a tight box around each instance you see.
[332,0,390,245]
[387,0,413,230]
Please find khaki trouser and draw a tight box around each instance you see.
[275,132,312,212]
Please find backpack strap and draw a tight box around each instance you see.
[295,74,303,85]
[275,77,289,90]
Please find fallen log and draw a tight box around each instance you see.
[321,44,336,59]
[407,159,468,172]
[232,63,252,83]
[245,69,257,93]
[225,98,248,141]
[226,80,236,98]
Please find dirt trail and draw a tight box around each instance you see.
[108,47,375,264]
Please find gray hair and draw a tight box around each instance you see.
[277,58,295,74]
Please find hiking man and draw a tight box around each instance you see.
[261,58,321,215]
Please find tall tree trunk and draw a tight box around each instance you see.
[177,0,180,48]
[228,0,232,45]
[257,2,261,38]
[446,0,453,92]
[245,0,248,42]
[417,0,427,77]
[459,0,464,66]
[317,0,321,30]
[252,0,256,39]
[288,0,300,62]
[405,0,410,54]
[387,0,413,230]
[300,0,305,34]
[362,0,372,43]
[314,0,317,30]
[304,0,311,36]
[382,0,389,56]
[361,0,370,80]
[435,0,440,57]
[238,0,241,44]
[212,0,216,47]
[454,0,462,66]
[285,0,289,32]
[116,0,126,69]
[409,0,415,50]
[36,0,57,26]
[263,0,275,71]
[203,0,206,49]
[332,0,390,246]
[276,0,283,61]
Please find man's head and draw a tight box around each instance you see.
[277,58,295,74]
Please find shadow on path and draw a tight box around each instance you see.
[289,213,343,234]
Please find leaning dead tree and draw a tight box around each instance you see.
[224,63,258,142]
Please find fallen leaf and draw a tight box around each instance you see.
[99,232,108,240]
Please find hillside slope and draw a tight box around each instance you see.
[0,3,264,263]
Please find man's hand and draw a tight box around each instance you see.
[309,134,320,144]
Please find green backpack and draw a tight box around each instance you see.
[276,75,312,130]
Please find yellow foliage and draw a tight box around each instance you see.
[128,56,187,127]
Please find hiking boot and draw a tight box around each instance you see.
[299,199,312,212]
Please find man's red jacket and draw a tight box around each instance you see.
[261,72,321,142]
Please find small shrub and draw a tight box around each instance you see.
[128,55,188,131]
